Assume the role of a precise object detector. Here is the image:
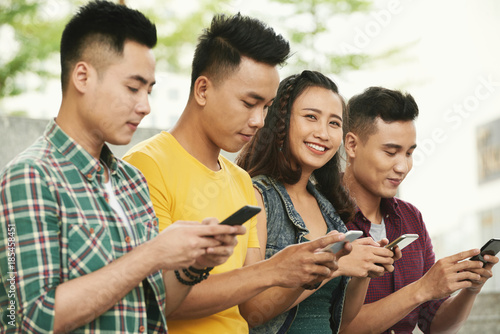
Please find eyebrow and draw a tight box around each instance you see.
[304,108,343,122]
[247,92,266,101]
[128,75,156,86]
[382,143,418,150]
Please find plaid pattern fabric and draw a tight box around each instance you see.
[346,197,446,334]
[0,119,167,333]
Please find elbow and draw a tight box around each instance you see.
[239,303,267,329]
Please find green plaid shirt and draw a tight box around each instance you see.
[0,119,167,333]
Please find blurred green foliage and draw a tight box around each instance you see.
[0,0,386,102]
[0,0,70,99]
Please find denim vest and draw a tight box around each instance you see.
[251,175,350,334]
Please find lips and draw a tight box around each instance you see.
[127,122,140,131]
[240,133,255,142]
[387,178,402,186]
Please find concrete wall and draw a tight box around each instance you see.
[0,116,161,169]
[459,292,500,333]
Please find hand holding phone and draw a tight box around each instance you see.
[385,234,419,251]
[219,205,261,226]
[470,238,500,266]
[323,230,363,253]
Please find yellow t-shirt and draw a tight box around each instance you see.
[123,131,259,334]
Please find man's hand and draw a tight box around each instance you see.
[465,254,499,293]
[194,217,246,268]
[415,249,485,301]
[266,232,346,288]
[151,219,246,271]
[378,238,402,271]
[337,237,395,278]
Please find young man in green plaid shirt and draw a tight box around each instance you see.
[0,1,244,333]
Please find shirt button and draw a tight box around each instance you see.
[139,325,145,332]
[97,165,101,172]
[125,236,131,243]
[390,331,395,334]
[153,220,158,226]
[89,228,94,234]
[105,197,109,203]
[386,214,389,218]
[86,173,92,179]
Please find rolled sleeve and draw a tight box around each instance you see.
[0,163,61,333]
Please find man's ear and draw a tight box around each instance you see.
[193,76,209,107]
[344,132,358,159]
[72,61,92,94]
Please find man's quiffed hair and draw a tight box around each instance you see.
[190,13,290,90]
[345,86,419,141]
[60,0,157,91]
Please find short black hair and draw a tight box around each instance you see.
[190,13,290,91]
[345,86,419,141]
[60,0,157,91]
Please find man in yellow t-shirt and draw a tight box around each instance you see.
[124,13,346,334]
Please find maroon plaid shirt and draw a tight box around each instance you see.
[346,197,447,334]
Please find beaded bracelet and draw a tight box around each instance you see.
[174,266,214,286]
[188,266,213,275]
[174,270,199,286]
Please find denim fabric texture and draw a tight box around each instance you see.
[250,175,350,334]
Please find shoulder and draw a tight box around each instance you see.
[251,174,274,193]
[2,137,57,178]
[392,197,422,217]
[123,131,172,162]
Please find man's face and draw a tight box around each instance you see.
[349,118,417,199]
[84,40,156,146]
[202,56,280,153]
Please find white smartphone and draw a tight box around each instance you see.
[323,230,363,253]
[385,234,419,251]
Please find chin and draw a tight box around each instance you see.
[380,189,398,199]
[108,136,133,146]
[222,142,246,153]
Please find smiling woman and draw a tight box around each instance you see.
[236,70,396,333]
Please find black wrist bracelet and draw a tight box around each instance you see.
[182,268,201,280]
[174,270,200,286]
[188,266,213,275]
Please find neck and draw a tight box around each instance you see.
[169,108,221,171]
[343,166,383,224]
[56,101,103,160]
[284,170,312,199]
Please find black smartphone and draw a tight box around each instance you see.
[219,205,261,226]
[470,238,500,266]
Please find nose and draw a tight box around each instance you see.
[248,107,265,129]
[136,92,151,116]
[313,122,329,141]
[394,156,412,175]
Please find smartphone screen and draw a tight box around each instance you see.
[219,205,261,226]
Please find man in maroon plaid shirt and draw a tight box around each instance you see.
[341,86,498,333]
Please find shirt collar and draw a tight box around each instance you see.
[45,119,118,181]
[380,197,399,216]
[354,197,399,220]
